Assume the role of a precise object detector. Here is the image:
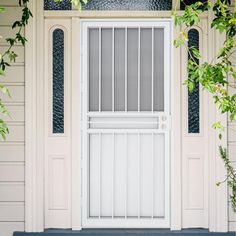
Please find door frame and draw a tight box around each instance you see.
[24,1,228,232]
[81,19,172,228]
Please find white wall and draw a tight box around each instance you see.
[0,1,25,236]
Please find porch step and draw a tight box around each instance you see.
[14,229,235,236]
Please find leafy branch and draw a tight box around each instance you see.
[173,0,236,211]
[0,0,32,140]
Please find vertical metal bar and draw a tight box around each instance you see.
[125,27,128,112]
[152,27,154,112]
[98,132,102,218]
[112,28,115,112]
[138,28,141,112]
[99,28,102,112]
[138,132,140,218]
[112,132,115,218]
[125,132,128,218]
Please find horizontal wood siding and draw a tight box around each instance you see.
[0,1,25,236]
[0,223,24,236]
[228,24,236,230]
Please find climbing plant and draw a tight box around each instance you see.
[0,0,32,140]
[173,0,236,211]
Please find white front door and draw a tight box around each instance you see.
[81,20,172,228]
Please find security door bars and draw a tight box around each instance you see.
[82,21,171,228]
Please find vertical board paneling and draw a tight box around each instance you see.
[114,134,126,217]
[100,134,113,217]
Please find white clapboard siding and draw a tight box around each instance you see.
[0,222,24,236]
[0,7,22,26]
[0,182,24,201]
[228,143,236,162]
[0,3,25,235]
[228,123,236,143]
[0,144,24,162]
[0,46,25,64]
[0,202,24,221]
[0,26,20,45]
[0,0,19,6]
[0,66,25,83]
[228,125,236,233]
[0,162,24,182]
[0,125,25,142]
[0,105,25,122]
[228,39,236,230]
[229,205,236,222]
[1,85,24,103]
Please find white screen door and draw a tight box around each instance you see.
[81,20,171,228]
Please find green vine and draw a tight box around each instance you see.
[0,0,32,140]
[173,0,236,212]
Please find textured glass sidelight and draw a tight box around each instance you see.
[188,29,200,133]
[180,0,206,10]
[53,29,64,133]
[44,0,71,10]
[82,0,172,10]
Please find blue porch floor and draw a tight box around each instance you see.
[13,229,236,236]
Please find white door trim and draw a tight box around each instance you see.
[25,0,45,232]
[24,5,228,232]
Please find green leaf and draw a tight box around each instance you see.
[212,121,223,130]
[191,47,201,59]
[0,7,5,13]
[0,68,5,76]
[0,84,11,97]
[173,38,184,48]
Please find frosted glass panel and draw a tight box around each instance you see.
[127,28,138,111]
[154,28,164,111]
[52,29,64,134]
[114,29,125,111]
[89,29,99,111]
[101,28,112,111]
[140,28,152,111]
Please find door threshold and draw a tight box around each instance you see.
[14,229,235,236]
